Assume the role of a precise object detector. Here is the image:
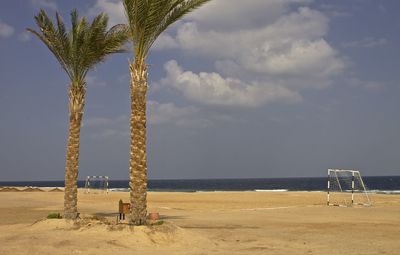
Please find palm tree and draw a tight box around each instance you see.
[27,9,129,219]
[123,0,211,225]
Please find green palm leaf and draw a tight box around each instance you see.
[124,0,210,62]
[27,9,129,84]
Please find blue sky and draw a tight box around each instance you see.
[0,0,399,181]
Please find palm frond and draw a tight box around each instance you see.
[28,9,73,79]
[123,0,210,61]
[158,0,209,38]
[27,9,129,83]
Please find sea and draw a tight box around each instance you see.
[1,176,400,194]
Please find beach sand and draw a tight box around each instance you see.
[0,190,399,255]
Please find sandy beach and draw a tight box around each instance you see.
[0,190,399,255]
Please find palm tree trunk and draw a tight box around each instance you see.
[129,62,148,225]
[64,83,85,219]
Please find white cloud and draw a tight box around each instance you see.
[83,101,205,138]
[239,38,343,77]
[88,0,310,29]
[161,7,342,78]
[87,0,125,26]
[154,4,344,107]
[31,0,58,11]
[187,0,312,30]
[0,22,14,38]
[89,1,346,107]
[148,101,238,128]
[153,34,179,50]
[347,77,385,91]
[18,32,31,42]
[342,37,388,48]
[160,60,302,107]
[317,3,352,18]
[86,75,107,87]
[84,115,129,139]
[148,101,199,126]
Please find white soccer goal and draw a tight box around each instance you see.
[327,169,371,207]
[84,176,109,194]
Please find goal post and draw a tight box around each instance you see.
[84,176,109,194]
[327,169,371,207]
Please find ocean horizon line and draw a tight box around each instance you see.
[1,176,400,192]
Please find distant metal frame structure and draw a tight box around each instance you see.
[84,175,109,194]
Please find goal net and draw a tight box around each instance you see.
[84,176,109,194]
[327,169,371,207]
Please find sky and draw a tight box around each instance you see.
[0,0,399,181]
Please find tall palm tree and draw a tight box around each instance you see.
[27,9,129,219]
[123,0,211,225]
